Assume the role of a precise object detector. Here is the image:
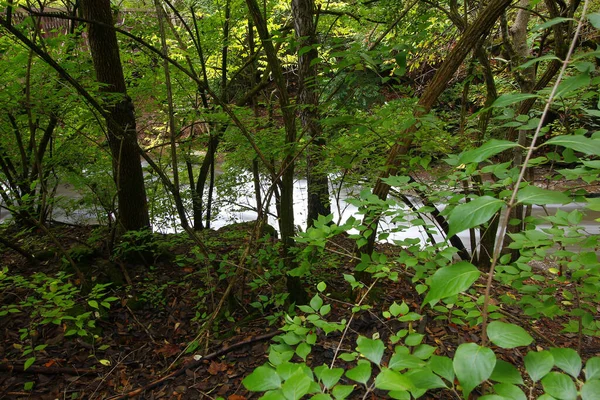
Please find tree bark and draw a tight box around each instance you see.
[292,0,331,228]
[81,0,150,231]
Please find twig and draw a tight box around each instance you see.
[105,331,280,399]
[126,305,157,344]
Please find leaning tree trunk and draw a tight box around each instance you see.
[81,0,150,231]
[363,0,513,254]
[292,0,331,228]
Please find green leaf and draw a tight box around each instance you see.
[423,261,480,307]
[390,301,409,317]
[338,353,357,362]
[88,300,99,309]
[260,390,285,400]
[356,336,385,365]
[458,140,519,164]
[525,350,554,382]
[317,282,327,292]
[429,355,454,382]
[374,368,414,391]
[491,93,539,108]
[23,381,34,391]
[389,351,426,370]
[405,333,424,347]
[345,360,372,385]
[581,380,600,400]
[533,16,573,31]
[243,366,282,391]
[331,384,354,400]
[404,368,447,390]
[550,348,581,379]
[310,295,323,311]
[447,196,504,237]
[585,357,600,381]
[517,186,570,205]
[453,343,496,398]
[281,369,312,400]
[544,135,600,156]
[487,321,533,348]
[493,383,527,400]
[23,357,35,371]
[311,394,333,400]
[541,372,577,400]
[490,360,524,385]
[589,13,600,28]
[296,342,311,361]
[317,366,344,390]
[555,72,590,98]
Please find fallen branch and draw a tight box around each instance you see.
[0,363,99,375]
[106,330,280,399]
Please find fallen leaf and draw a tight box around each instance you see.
[208,361,228,375]
[228,395,246,400]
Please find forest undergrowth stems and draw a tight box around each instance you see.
[330,279,379,369]
[480,0,589,346]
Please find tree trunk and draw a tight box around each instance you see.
[81,0,150,231]
[292,0,331,228]
[246,0,307,304]
[364,0,512,253]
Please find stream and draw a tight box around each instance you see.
[1,175,599,253]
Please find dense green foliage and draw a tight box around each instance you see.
[1,0,600,397]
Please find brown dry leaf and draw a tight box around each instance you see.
[155,343,180,358]
[207,361,228,375]
[228,395,246,400]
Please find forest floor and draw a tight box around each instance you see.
[1,213,599,399]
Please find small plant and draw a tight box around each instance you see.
[0,268,118,369]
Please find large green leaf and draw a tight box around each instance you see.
[404,368,447,390]
[243,365,282,391]
[589,13,600,28]
[544,135,600,156]
[581,380,600,400]
[453,343,496,398]
[517,186,570,205]
[524,351,554,382]
[281,369,312,400]
[550,348,581,379]
[555,72,591,98]
[331,384,354,400]
[374,368,414,391]
[423,262,480,307]
[491,93,539,108]
[389,351,426,370]
[541,372,577,400]
[490,360,524,385]
[493,383,527,400]
[487,321,533,348]
[447,196,504,237]
[356,336,385,365]
[429,355,454,383]
[315,365,344,390]
[458,140,519,164]
[585,357,600,381]
[345,360,371,385]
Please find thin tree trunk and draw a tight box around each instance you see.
[246,0,307,304]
